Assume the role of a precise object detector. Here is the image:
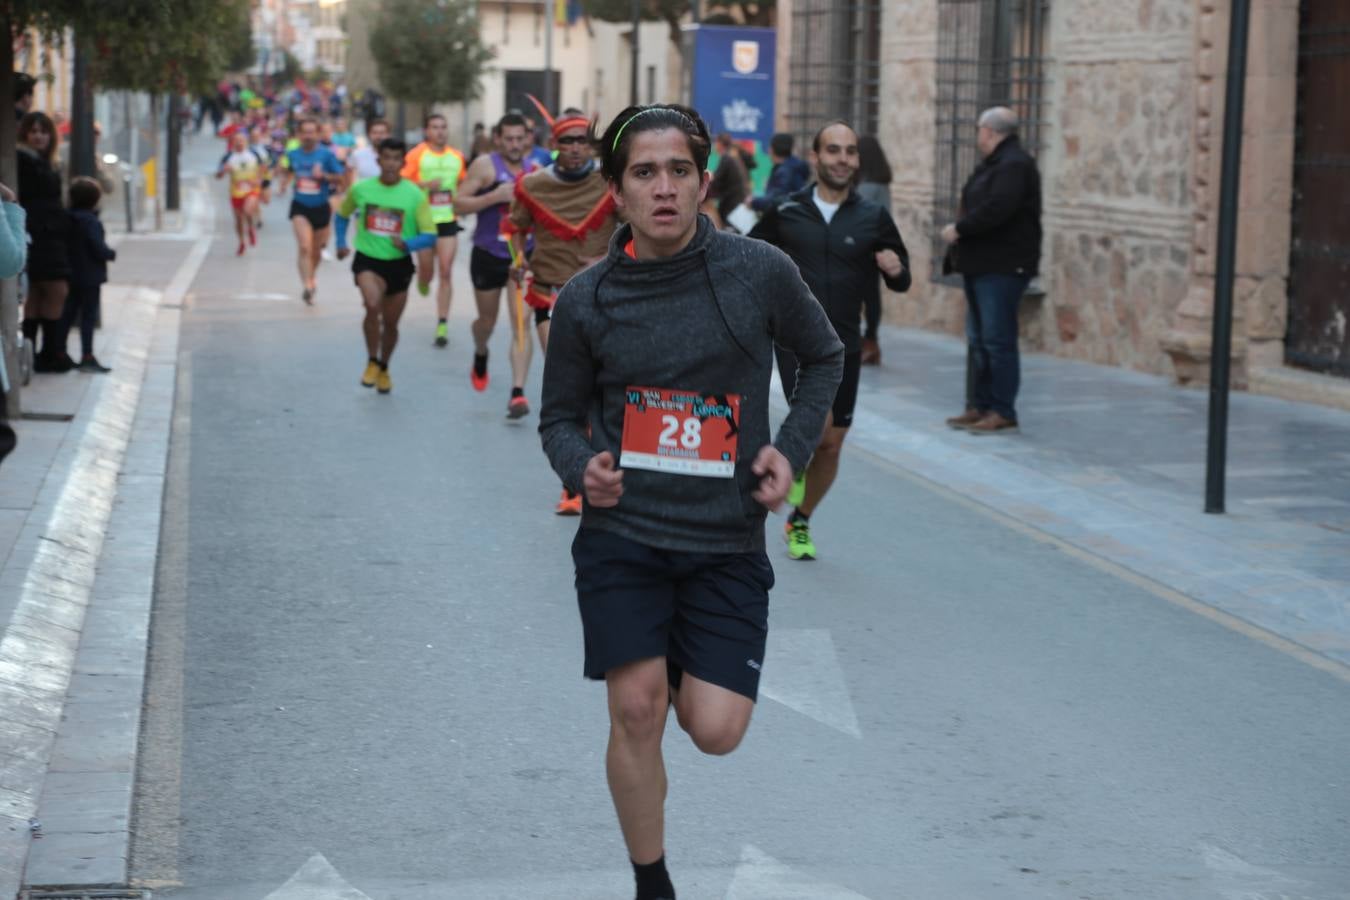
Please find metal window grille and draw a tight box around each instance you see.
[786,0,883,152]
[932,0,1049,282]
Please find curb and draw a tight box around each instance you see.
[0,193,210,894]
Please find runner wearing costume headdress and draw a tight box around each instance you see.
[507,106,620,514]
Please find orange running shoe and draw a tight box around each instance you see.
[471,353,489,392]
[555,490,583,516]
[507,395,530,419]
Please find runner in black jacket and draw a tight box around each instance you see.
[748,120,911,560]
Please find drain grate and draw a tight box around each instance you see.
[22,891,150,900]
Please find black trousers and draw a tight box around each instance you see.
[63,283,102,359]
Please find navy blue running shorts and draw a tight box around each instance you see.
[571,526,773,701]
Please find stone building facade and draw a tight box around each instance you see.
[779,0,1349,404]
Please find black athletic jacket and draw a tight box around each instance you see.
[952,135,1042,278]
[748,185,910,352]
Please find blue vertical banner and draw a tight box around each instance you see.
[690,26,776,192]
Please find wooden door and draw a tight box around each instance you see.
[1287,0,1350,376]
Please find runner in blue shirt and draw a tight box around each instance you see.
[278,118,345,303]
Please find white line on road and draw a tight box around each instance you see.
[726,844,872,899]
[263,853,373,900]
[1200,843,1314,900]
[759,628,862,738]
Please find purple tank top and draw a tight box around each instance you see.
[473,153,536,258]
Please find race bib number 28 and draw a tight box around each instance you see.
[620,387,740,478]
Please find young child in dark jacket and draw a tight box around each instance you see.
[66,176,117,373]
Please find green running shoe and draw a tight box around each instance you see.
[434,320,449,347]
[787,472,807,508]
[785,519,816,561]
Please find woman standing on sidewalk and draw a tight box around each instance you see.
[856,135,893,365]
[17,112,74,373]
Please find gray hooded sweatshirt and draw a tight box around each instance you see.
[539,215,844,554]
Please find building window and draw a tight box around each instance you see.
[932,0,1049,282]
[786,0,882,151]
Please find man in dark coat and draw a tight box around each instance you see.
[940,106,1042,434]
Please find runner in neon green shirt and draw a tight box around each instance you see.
[335,137,436,395]
[400,112,468,345]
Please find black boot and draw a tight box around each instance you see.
[34,319,74,373]
[21,317,38,346]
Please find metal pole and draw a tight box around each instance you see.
[544,0,555,113]
[630,0,640,106]
[127,93,138,232]
[151,93,162,231]
[1204,0,1252,515]
[167,93,182,212]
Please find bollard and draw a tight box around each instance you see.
[123,171,134,233]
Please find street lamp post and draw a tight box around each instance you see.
[544,0,555,114]
[630,0,640,106]
[1203,0,1253,514]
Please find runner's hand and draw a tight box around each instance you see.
[583,452,623,508]
[336,247,351,261]
[0,182,14,203]
[494,181,516,204]
[311,162,323,177]
[875,249,903,278]
[751,445,793,510]
[425,179,442,192]
[390,236,407,252]
[510,264,529,285]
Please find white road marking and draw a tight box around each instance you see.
[1200,843,1314,900]
[760,628,862,738]
[232,291,296,302]
[725,844,872,899]
[263,853,373,900]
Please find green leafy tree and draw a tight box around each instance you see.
[367,0,493,106]
[85,0,254,94]
[584,0,775,48]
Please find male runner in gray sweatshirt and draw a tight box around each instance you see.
[539,104,843,900]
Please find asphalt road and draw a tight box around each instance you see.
[131,135,1350,900]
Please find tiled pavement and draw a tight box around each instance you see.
[834,325,1350,670]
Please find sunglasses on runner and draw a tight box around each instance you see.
[556,135,590,146]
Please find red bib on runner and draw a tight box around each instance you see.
[365,205,404,237]
[620,387,740,478]
[296,176,321,194]
[429,190,453,207]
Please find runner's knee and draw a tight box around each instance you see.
[610,684,667,744]
[684,716,746,756]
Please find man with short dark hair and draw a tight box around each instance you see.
[748,132,810,212]
[277,118,345,303]
[749,119,912,561]
[940,105,1042,435]
[454,112,542,413]
[336,138,437,394]
[401,113,467,346]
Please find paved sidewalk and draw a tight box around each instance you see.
[0,196,208,894]
[837,324,1350,672]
